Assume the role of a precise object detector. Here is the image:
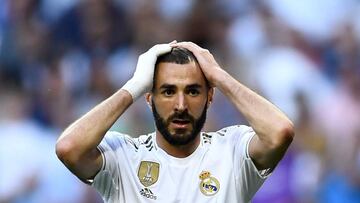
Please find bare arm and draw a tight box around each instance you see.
[172,42,294,169]
[213,70,294,169]
[56,43,173,182]
[56,90,132,181]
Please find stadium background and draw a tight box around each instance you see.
[0,0,359,202]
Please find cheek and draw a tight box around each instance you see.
[188,100,207,117]
[153,101,173,119]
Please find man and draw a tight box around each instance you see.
[56,41,294,203]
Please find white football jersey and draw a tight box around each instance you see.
[91,125,271,203]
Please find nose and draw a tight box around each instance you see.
[174,93,187,112]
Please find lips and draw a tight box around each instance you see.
[171,119,190,128]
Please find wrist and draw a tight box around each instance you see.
[210,68,229,87]
[121,79,148,101]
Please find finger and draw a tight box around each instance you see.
[173,42,210,58]
[172,41,204,51]
[169,40,177,45]
[150,44,172,56]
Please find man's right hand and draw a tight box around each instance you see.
[122,42,174,101]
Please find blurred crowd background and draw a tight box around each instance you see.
[0,0,360,202]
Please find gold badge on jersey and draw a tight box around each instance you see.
[138,161,160,187]
[199,171,220,196]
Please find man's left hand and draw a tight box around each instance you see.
[170,42,224,87]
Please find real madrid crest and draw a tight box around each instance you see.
[199,171,220,196]
[138,161,160,187]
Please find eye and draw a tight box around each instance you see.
[188,89,200,96]
[162,89,175,96]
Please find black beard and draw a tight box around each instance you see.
[151,101,207,146]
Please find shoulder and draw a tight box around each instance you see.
[99,132,155,153]
[132,133,156,151]
[101,131,126,148]
[203,125,254,141]
[101,131,142,151]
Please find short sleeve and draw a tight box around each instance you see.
[230,125,271,201]
[91,131,125,202]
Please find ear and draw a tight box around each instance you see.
[145,93,153,110]
[207,87,215,108]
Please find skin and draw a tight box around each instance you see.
[56,41,294,183]
[56,89,132,182]
[146,61,213,158]
[171,42,294,170]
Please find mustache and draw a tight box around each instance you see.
[167,111,194,122]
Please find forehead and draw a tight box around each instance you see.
[154,62,207,88]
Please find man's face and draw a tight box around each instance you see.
[151,100,207,146]
[150,61,212,146]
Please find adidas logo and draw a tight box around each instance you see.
[140,188,157,200]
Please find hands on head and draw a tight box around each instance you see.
[170,41,223,88]
[122,41,222,101]
[121,42,173,100]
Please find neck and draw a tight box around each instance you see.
[155,131,201,158]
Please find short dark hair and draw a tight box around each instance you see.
[155,47,198,66]
[153,48,209,91]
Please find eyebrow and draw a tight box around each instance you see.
[186,84,202,89]
[159,84,176,89]
[159,83,203,89]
